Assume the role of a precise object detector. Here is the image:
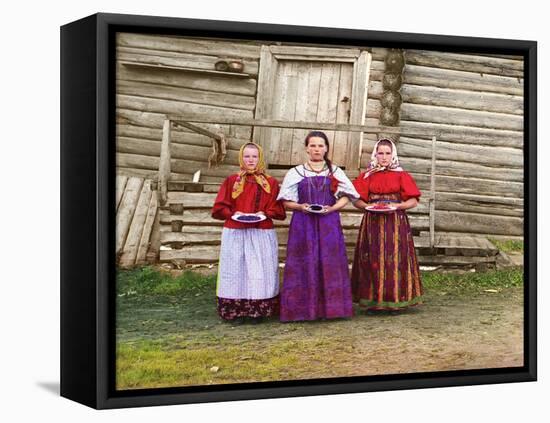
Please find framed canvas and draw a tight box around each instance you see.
[60,12,537,409]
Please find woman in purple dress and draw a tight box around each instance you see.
[277,131,360,321]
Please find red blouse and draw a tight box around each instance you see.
[211,174,286,229]
[353,170,421,202]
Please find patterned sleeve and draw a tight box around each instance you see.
[333,167,360,200]
[400,172,422,201]
[211,177,234,220]
[277,167,301,202]
[352,172,370,202]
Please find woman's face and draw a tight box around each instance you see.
[242,146,259,170]
[376,144,393,167]
[305,136,328,162]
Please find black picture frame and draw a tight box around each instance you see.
[60,12,537,409]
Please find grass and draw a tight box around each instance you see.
[422,268,524,294]
[489,238,524,254]
[115,265,524,389]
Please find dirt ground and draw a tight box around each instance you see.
[116,275,523,388]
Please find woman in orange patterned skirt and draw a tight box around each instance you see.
[351,138,423,312]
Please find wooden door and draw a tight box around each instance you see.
[255,46,371,171]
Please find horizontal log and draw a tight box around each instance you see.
[118,47,259,75]
[416,255,496,265]
[392,157,524,183]
[403,64,523,96]
[400,103,523,131]
[435,200,523,218]
[117,94,254,122]
[400,84,523,115]
[117,108,252,140]
[117,136,240,164]
[118,33,262,59]
[412,173,523,198]
[435,210,523,236]
[373,48,522,62]
[116,124,248,151]
[396,136,523,168]
[117,152,242,177]
[405,50,523,77]
[117,63,257,96]
[117,80,256,111]
[399,121,523,149]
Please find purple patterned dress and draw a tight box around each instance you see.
[280,176,353,321]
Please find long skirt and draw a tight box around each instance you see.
[351,206,423,310]
[280,211,353,321]
[216,228,279,320]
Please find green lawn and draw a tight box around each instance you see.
[116,266,524,390]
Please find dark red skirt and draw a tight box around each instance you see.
[351,194,423,310]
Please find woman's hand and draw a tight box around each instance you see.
[255,211,266,216]
[300,203,311,213]
[233,211,243,216]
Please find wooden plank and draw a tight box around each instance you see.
[435,210,523,236]
[120,61,252,79]
[405,50,524,77]
[158,119,171,205]
[117,47,259,75]
[391,156,524,183]
[146,198,162,263]
[399,120,523,149]
[117,136,240,164]
[289,62,313,165]
[412,173,523,198]
[117,108,252,140]
[316,62,341,156]
[118,33,262,59]
[116,124,247,151]
[417,255,496,265]
[268,60,290,164]
[117,63,257,96]
[278,62,300,164]
[332,62,354,166]
[168,114,434,137]
[400,84,523,115]
[120,181,153,266]
[117,167,160,179]
[116,177,144,255]
[400,103,523,131]
[116,94,254,121]
[136,190,159,264]
[270,45,360,58]
[403,63,523,96]
[117,80,256,111]
[396,136,523,168]
[253,45,277,152]
[116,175,128,212]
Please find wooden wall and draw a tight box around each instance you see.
[116,33,524,240]
[116,33,260,181]
[361,48,524,238]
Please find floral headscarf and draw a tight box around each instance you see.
[231,142,272,199]
[363,138,404,178]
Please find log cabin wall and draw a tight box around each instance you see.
[362,48,524,238]
[115,33,524,244]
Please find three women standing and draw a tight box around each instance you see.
[278,131,360,321]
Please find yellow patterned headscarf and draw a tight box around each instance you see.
[231,142,271,199]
